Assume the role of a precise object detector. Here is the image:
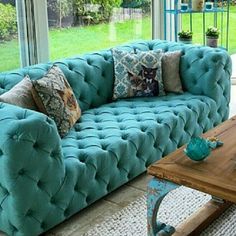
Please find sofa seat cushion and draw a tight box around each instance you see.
[58,93,219,212]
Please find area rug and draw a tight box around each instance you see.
[84,186,236,236]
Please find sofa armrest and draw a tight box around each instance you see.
[180,46,232,121]
[0,103,65,235]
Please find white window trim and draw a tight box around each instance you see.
[152,0,164,39]
[16,0,49,67]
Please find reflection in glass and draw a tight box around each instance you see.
[47,0,152,60]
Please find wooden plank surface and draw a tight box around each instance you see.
[173,200,232,236]
[148,116,236,203]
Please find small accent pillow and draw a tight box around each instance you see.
[0,76,38,110]
[31,65,81,137]
[112,49,165,100]
[162,51,183,93]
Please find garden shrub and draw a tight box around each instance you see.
[0,3,17,41]
[121,0,151,13]
[74,0,122,24]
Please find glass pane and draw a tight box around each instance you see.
[47,0,152,60]
[0,0,20,72]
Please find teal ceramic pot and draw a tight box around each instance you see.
[184,137,211,161]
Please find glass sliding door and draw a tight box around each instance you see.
[47,0,152,60]
[0,0,20,72]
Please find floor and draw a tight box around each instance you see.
[43,84,236,236]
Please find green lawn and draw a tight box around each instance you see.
[0,6,235,72]
[49,17,151,61]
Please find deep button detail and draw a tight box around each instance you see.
[12,135,18,140]
[26,209,32,216]
[64,209,69,217]
[50,197,55,203]
[74,185,79,191]
[119,125,125,130]
[0,149,3,156]
[40,222,46,229]
[95,173,100,180]
[11,226,18,233]
[99,134,105,139]
[33,142,38,148]
[121,133,128,140]
[141,127,146,132]
[101,144,107,150]
[45,117,53,125]
[97,126,103,130]
[37,180,43,188]
[50,152,57,158]
[18,169,25,176]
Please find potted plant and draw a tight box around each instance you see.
[178,30,193,44]
[192,0,205,11]
[206,26,220,48]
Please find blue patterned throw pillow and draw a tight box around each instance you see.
[112,49,165,100]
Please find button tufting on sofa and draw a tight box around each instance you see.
[97,126,103,130]
[40,222,46,229]
[121,133,128,140]
[25,209,33,217]
[18,169,25,176]
[37,180,43,188]
[12,134,18,140]
[50,197,56,204]
[0,39,232,236]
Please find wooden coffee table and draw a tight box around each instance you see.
[147,116,236,236]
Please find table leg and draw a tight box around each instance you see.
[147,177,179,236]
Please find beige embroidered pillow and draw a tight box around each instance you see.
[162,51,183,93]
[31,65,81,137]
[0,76,38,110]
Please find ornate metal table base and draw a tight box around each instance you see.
[147,177,179,236]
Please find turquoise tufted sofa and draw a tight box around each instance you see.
[0,39,232,236]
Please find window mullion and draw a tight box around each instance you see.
[16,0,49,68]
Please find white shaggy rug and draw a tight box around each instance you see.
[84,186,236,236]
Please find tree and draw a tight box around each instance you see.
[47,0,74,28]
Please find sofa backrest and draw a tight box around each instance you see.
[0,40,232,114]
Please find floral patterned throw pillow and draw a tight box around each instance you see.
[112,49,165,100]
[31,65,81,137]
